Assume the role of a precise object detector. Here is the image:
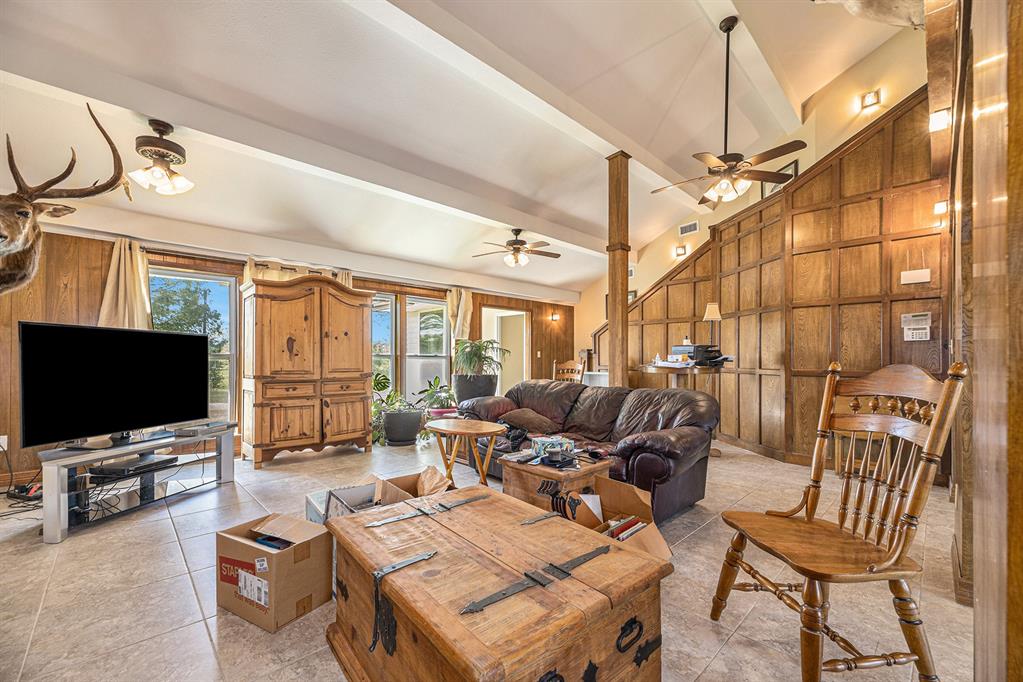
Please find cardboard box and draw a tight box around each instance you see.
[216,513,332,632]
[568,477,673,560]
[381,465,454,498]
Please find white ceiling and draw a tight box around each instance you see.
[0,0,903,302]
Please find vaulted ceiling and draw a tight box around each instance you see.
[0,0,901,303]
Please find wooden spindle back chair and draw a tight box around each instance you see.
[709,361,968,682]
[553,360,583,383]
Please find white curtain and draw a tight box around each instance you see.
[244,257,353,286]
[446,287,472,343]
[98,239,152,329]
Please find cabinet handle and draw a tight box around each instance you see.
[323,399,330,408]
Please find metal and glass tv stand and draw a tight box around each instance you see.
[37,423,236,543]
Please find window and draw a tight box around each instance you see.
[371,294,396,387]
[149,269,237,422]
[404,297,449,401]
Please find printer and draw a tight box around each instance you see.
[670,344,724,366]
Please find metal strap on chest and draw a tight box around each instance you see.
[364,494,488,527]
[520,511,560,525]
[369,551,436,655]
[460,544,611,614]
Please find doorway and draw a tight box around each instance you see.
[480,307,530,394]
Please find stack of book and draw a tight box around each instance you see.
[603,515,647,541]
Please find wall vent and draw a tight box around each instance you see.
[678,221,699,237]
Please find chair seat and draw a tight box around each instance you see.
[721,511,921,583]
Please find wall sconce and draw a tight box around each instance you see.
[929,108,952,132]
[933,200,949,215]
[550,312,560,322]
[859,89,881,111]
[674,245,688,258]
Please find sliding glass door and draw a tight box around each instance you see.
[371,294,397,388]
[404,297,449,401]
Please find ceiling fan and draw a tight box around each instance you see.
[473,229,561,268]
[651,15,806,207]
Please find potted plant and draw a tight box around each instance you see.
[371,372,425,446]
[452,339,509,404]
[416,376,457,418]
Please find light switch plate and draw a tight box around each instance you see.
[0,435,7,451]
[900,268,931,285]
[536,351,541,358]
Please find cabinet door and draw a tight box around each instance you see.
[267,399,320,447]
[322,288,370,378]
[260,285,320,379]
[322,397,369,441]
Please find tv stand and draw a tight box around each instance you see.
[38,423,236,543]
[63,429,175,450]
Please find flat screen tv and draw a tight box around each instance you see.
[19,322,209,447]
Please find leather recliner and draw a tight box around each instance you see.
[460,379,720,523]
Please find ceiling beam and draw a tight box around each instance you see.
[39,200,581,304]
[0,30,608,259]
[696,0,802,132]
[374,0,710,214]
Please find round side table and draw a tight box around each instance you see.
[425,418,507,486]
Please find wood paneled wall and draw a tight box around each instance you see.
[0,233,114,482]
[469,293,574,381]
[593,87,949,465]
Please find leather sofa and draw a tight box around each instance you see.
[459,379,720,523]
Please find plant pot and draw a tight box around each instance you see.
[428,407,458,418]
[452,374,499,404]
[382,410,423,446]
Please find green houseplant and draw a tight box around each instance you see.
[371,372,424,446]
[451,339,509,404]
[415,376,457,417]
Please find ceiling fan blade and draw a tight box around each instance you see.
[741,169,793,184]
[650,175,714,195]
[744,139,806,167]
[693,152,727,169]
[483,242,511,249]
[524,250,561,258]
[472,251,508,258]
[524,241,549,249]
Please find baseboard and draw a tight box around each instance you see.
[951,534,974,606]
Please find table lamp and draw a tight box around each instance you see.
[703,302,722,346]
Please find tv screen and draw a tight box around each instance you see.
[19,322,209,447]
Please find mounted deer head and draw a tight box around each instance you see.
[1,103,129,294]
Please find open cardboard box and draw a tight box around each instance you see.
[306,466,454,525]
[216,513,332,632]
[568,476,673,560]
[382,465,455,498]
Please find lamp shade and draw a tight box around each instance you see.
[703,302,722,322]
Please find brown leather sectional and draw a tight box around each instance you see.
[459,379,720,523]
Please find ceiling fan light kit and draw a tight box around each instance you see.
[473,228,561,268]
[128,119,194,196]
[651,16,806,206]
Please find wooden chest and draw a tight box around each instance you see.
[500,456,613,512]
[325,486,673,681]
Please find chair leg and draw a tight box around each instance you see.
[710,532,746,621]
[890,579,939,681]
[799,579,826,682]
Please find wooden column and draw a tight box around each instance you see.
[606,150,631,387]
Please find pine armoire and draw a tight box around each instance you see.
[240,275,373,469]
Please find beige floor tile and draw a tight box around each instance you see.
[206,603,336,682]
[166,482,255,518]
[170,500,268,540]
[0,613,38,682]
[181,531,218,571]
[36,621,222,681]
[252,645,346,681]
[191,565,218,618]
[44,539,188,607]
[22,574,203,679]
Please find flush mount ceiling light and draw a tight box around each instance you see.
[859,89,881,111]
[128,119,194,196]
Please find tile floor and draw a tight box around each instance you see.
[0,440,972,681]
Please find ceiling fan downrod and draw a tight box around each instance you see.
[720,15,738,156]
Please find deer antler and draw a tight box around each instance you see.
[6,103,128,202]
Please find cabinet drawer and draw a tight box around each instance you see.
[262,382,317,399]
[321,378,369,396]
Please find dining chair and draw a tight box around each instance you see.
[553,360,583,383]
[709,361,968,682]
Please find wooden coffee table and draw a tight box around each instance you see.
[426,418,506,486]
[500,453,613,511]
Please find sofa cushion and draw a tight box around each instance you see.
[562,386,631,442]
[501,408,559,434]
[504,380,587,428]
[610,388,720,442]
